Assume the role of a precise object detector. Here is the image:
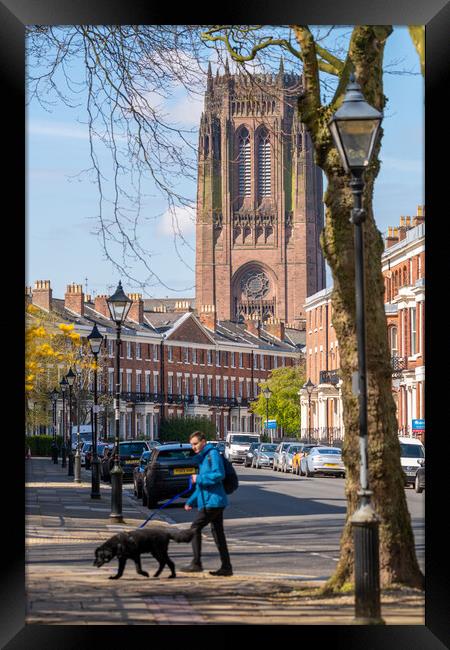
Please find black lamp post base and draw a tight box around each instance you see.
[351,501,384,625]
[110,465,124,522]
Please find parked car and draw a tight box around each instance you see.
[244,442,261,467]
[133,450,152,498]
[281,444,303,473]
[398,437,425,487]
[208,440,226,455]
[101,440,151,483]
[414,460,425,493]
[273,442,292,471]
[300,446,345,478]
[252,443,277,469]
[142,443,198,508]
[292,444,320,475]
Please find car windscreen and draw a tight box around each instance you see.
[400,444,424,458]
[317,448,341,454]
[229,436,260,444]
[157,449,196,460]
[260,445,277,452]
[119,443,148,455]
[287,446,301,453]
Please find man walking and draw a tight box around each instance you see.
[181,431,233,576]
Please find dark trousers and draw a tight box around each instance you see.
[190,508,232,570]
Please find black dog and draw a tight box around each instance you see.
[93,525,194,579]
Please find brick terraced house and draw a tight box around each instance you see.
[300,205,425,444]
[27,281,304,439]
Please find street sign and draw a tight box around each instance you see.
[412,419,425,432]
[264,420,277,429]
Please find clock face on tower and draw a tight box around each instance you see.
[240,269,270,300]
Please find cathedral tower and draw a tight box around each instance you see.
[195,62,325,329]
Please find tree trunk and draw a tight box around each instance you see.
[295,25,424,591]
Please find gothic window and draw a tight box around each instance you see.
[238,127,251,196]
[258,129,271,197]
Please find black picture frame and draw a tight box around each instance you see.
[4,1,449,647]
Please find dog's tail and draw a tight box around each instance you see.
[168,527,194,543]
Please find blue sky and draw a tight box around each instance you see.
[26,26,424,300]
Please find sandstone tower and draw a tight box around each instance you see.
[195,61,325,329]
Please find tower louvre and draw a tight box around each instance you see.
[195,67,326,329]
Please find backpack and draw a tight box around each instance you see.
[207,449,239,495]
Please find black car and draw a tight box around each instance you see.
[243,442,261,467]
[415,460,425,493]
[101,440,150,483]
[142,443,198,508]
[133,450,152,498]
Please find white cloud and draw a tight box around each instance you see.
[27,120,90,140]
[156,204,196,238]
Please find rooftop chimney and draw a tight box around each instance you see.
[94,294,110,319]
[127,293,144,324]
[199,304,217,331]
[64,283,84,316]
[385,226,400,248]
[245,314,261,338]
[264,317,285,341]
[413,204,425,227]
[32,280,52,311]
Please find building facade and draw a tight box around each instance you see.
[27,280,303,441]
[300,205,425,444]
[195,63,326,330]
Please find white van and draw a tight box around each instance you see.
[398,436,425,487]
[225,433,261,464]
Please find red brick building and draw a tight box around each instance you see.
[28,281,303,440]
[300,205,425,444]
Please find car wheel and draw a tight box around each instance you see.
[306,465,313,477]
[415,476,423,493]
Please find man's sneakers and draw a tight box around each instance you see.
[180,563,203,573]
[209,567,233,576]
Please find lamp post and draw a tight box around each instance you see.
[87,323,103,499]
[107,281,132,523]
[262,387,272,442]
[328,73,383,625]
[303,379,315,444]
[66,367,76,478]
[236,395,242,432]
[51,388,59,463]
[59,376,68,467]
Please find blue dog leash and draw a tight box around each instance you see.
[138,476,194,529]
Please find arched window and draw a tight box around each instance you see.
[258,129,271,197]
[238,127,251,196]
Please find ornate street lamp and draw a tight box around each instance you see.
[303,378,315,444]
[51,388,59,463]
[65,367,76,478]
[87,323,104,499]
[59,376,68,468]
[107,281,132,523]
[262,386,272,442]
[328,73,383,625]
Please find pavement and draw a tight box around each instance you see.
[25,456,425,625]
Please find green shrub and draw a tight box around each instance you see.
[159,416,216,443]
[25,435,63,457]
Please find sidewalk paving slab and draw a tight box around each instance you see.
[25,457,425,626]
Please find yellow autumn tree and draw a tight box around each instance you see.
[25,302,104,430]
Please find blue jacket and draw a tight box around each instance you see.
[186,443,228,510]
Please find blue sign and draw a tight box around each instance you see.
[264,420,277,429]
[412,419,425,431]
